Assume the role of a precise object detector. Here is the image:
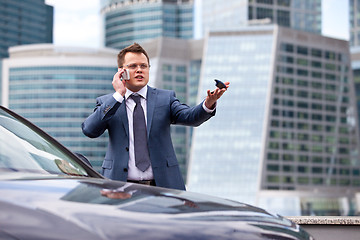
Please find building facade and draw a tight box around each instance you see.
[187,25,360,216]
[1,44,117,172]
[0,0,53,59]
[101,0,194,50]
[201,0,321,37]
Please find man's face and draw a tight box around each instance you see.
[120,52,149,92]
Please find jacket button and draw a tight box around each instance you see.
[125,147,129,151]
[123,168,128,172]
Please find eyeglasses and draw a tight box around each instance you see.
[121,64,150,70]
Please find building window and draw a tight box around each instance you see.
[298,177,309,184]
[297,122,309,130]
[282,154,294,161]
[297,133,309,141]
[271,120,280,127]
[267,175,280,183]
[311,61,322,68]
[277,10,290,26]
[163,74,172,82]
[257,0,274,4]
[312,71,322,78]
[162,64,172,71]
[312,178,323,185]
[298,166,309,173]
[311,82,322,89]
[297,46,308,55]
[267,164,279,171]
[297,69,308,76]
[297,58,308,66]
[268,152,279,160]
[298,156,309,162]
[325,51,336,60]
[311,48,322,58]
[281,43,293,53]
[277,0,290,6]
[297,90,308,98]
[312,124,322,131]
[297,79,308,87]
[325,63,337,71]
[269,142,280,149]
[283,165,294,172]
[175,75,186,83]
[311,92,322,100]
[176,65,186,73]
[312,157,323,163]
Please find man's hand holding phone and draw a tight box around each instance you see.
[112,68,130,96]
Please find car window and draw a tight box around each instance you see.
[0,108,89,177]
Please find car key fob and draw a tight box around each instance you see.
[211,79,226,94]
[214,79,226,89]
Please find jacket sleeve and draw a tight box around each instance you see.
[169,91,215,127]
[82,94,121,138]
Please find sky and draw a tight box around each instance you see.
[45,0,349,48]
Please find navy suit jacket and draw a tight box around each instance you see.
[82,86,214,190]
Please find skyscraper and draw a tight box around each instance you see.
[201,0,321,37]
[187,25,360,216]
[350,0,360,47]
[351,47,360,135]
[1,44,117,172]
[349,1,360,146]
[0,0,53,105]
[0,0,53,59]
[101,0,194,50]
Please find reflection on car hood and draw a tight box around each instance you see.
[0,175,312,240]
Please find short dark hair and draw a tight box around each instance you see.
[117,43,150,68]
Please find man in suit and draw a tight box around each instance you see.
[82,43,229,190]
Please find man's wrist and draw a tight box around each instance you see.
[203,101,216,113]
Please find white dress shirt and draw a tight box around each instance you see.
[113,86,153,181]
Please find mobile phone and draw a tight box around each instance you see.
[121,69,130,81]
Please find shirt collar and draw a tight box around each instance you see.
[125,85,147,100]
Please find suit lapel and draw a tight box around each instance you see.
[146,86,156,137]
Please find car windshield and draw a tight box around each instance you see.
[0,107,89,177]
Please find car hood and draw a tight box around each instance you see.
[0,175,311,240]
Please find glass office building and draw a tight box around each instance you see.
[187,25,360,216]
[350,0,360,47]
[0,0,53,59]
[201,0,321,37]
[101,0,194,50]
[1,44,117,172]
[351,47,360,135]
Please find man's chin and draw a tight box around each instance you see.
[127,83,147,92]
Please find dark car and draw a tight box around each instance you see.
[0,106,313,240]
